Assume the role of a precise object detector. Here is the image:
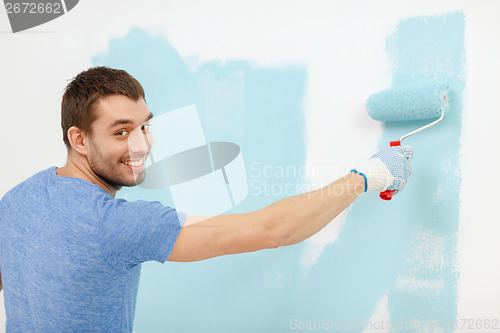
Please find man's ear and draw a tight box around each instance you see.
[67,126,88,156]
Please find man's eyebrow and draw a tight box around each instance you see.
[109,112,154,129]
[145,112,154,122]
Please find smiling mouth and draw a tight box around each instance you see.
[121,159,145,167]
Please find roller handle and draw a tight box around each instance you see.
[380,140,401,200]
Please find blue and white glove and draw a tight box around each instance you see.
[352,146,414,195]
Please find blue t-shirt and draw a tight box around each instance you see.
[0,167,185,332]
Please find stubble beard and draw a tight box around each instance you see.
[87,141,146,189]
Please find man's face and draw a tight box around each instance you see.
[85,95,153,189]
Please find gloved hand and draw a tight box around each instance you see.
[351,145,414,195]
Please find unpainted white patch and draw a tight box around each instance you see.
[404,226,449,271]
[394,226,450,298]
[299,213,347,275]
[432,183,446,205]
[362,294,390,333]
[395,277,445,297]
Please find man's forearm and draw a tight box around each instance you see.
[257,172,365,248]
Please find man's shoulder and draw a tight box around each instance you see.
[0,167,54,215]
[2,167,54,197]
[7,167,55,188]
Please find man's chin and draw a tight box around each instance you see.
[123,172,146,187]
[101,174,146,189]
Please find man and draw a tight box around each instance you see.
[0,67,413,332]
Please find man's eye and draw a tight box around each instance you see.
[116,130,129,136]
[141,124,150,131]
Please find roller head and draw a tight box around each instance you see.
[366,85,448,122]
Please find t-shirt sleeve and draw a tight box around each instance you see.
[0,190,14,226]
[0,196,4,218]
[98,199,185,271]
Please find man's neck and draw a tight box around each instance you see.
[56,156,118,198]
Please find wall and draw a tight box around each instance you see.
[1,1,499,332]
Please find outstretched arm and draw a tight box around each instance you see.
[168,172,364,262]
[168,145,414,263]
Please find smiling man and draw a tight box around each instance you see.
[0,66,414,332]
[58,94,153,191]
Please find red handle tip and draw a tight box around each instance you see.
[380,190,394,201]
[390,141,401,147]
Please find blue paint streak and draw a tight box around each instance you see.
[93,28,308,332]
[384,12,466,329]
[337,12,465,332]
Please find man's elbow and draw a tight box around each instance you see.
[265,230,283,249]
[251,207,294,250]
[259,214,289,250]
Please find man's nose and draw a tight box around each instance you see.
[128,127,151,154]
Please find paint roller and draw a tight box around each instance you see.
[366,85,449,200]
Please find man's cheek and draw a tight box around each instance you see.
[147,132,154,148]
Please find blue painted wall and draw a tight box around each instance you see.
[92,10,465,332]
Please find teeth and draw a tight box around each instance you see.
[122,160,144,167]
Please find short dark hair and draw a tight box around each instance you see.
[61,66,146,149]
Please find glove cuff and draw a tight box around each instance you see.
[350,169,368,192]
[353,157,394,192]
